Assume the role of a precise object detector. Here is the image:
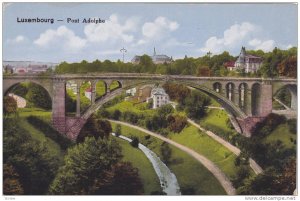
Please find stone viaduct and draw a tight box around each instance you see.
[3,73,297,140]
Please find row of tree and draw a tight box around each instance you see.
[54,47,297,78]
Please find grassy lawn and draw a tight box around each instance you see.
[107,101,156,116]
[110,122,227,195]
[263,123,296,149]
[113,137,161,194]
[168,124,238,179]
[18,108,52,122]
[109,81,121,90]
[96,81,106,98]
[199,109,233,133]
[17,116,65,162]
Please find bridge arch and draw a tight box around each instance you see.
[109,80,122,92]
[273,84,297,110]
[213,82,222,93]
[238,83,248,111]
[4,81,53,110]
[251,83,261,116]
[95,80,108,100]
[3,79,53,98]
[225,82,235,102]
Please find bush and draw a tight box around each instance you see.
[122,111,139,124]
[251,113,286,138]
[287,119,296,134]
[115,124,122,137]
[160,142,172,164]
[130,137,139,148]
[112,109,122,120]
[167,114,187,133]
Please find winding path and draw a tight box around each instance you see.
[109,120,236,195]
[187,119,263,175]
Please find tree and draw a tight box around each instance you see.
[115,124,122,137]
[130,137,139,148]
[92,162,144,195]
[26,83,51,110]
[3,119,61,195]
[10,83,28,98]
[278,158,296,195]
[157,104,174,117]
[167,114,187,133]
[3,164,24,195]
[49,137,122,195]
[183,90,211,119]
[4,96,17,117]
[277,56,297,78]
[112,109,122,120]
[77,116,112,143]
[160,142,172,165]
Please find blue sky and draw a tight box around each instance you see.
[3,3,298,63]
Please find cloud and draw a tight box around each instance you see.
[84,14,139,43]
[200,22,257,53]
[142,16,179,39]
[7,35,26,44]
[248,39,275,52]
[95,49,122,55]
[34,26,86,52]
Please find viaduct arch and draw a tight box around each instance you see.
[3,74,297,140]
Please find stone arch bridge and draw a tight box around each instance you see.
[3,74,297,140]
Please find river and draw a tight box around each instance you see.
[112,133,181,195]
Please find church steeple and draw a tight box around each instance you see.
[153,47,156,56]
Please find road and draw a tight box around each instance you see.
[109,120,236,195]
[187,119,263,175]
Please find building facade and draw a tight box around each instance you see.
[147,86,170,109]
[131,48,173,65]
[234,47,263,73]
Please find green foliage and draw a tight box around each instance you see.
[4,96,18,117]
[130,136,139,148]
[232,165,251,188]
[27,116,73,150]
[275,88,291,107]
[182,90,211,119]
[167,114,187,133]
[65,89,76,113]
[157,104,174,117]
[26,83,52,110]
[3,118,61,195]
[48,137,124,195]
[10,83,28,98]
[54,47,297,78]
[251,113,286,137]
[77,116,112,143]
[237,161,296,195]
[3,164,24,195]
[163,82,191,103]
[115,124,122,137]
[160,142,172,165]
[287,119,296,134]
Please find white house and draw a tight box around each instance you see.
[126,87,137,96]
[234,47,263,73]
[85,87,92,100]
[147,87,170,109]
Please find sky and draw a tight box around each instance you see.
[3,3,298,63]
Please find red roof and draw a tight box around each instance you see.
[85,87,92,92]
[224,61,235,68]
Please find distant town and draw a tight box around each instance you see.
[3,61,58,74]
[3,46,264,75]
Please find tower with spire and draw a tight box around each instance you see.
[153,47,156,56]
